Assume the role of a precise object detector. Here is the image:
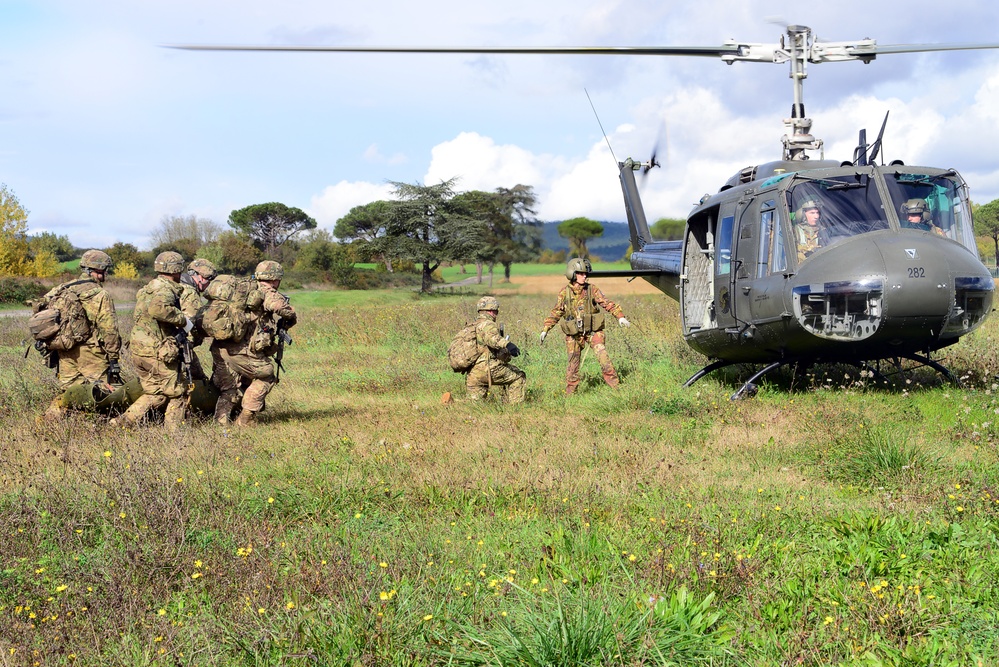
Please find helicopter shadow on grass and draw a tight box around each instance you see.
[256,403,361,425]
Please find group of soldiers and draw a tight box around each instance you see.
[34,249,296,429]
[32,252,622,423]
[460,257,631,404]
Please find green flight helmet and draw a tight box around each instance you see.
[476,295,500,312]
[79,249,113,272]
[153,251,185,274]
[565,257,592,281]
[901,198,929,222]
[254,260,284,280]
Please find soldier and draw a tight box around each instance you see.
[212,260,297,426]
[794,199,828,262]
[540,257,630,395]
[178,258,218,381]
[116,251,192,429]
[35,249,123,422]
[900,198,946,236]
[465,296,526,403]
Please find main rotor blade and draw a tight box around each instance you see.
[164,44,740,57]
[872,42,999,55]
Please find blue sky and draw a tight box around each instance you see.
[4,0,999,249]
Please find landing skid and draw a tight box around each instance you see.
[683,352,959,400]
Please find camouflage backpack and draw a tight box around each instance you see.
[199,275,261,342]
[27,279,93,351]
[447,322,482,373]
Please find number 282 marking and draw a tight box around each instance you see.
[907,267,926,278]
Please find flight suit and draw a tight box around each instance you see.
[543,281,625,394]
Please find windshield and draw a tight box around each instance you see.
[884,172,978,253]
[787,174,889,264]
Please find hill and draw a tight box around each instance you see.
[542,221,631,261]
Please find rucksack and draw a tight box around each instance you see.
[199,275,259,341]
[447,322,482,373]
[27,279,93,352]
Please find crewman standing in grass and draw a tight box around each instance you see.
[462,296,526,404]
[540,257,630,395]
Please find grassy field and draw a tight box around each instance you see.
[1,271,998,666]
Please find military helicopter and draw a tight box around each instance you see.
[169,25,999,398]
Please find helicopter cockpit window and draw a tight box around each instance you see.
[788,176,889,264]
[885,173,978,253]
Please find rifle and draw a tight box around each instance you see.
[262,318,294,381]
[174,331,195,392]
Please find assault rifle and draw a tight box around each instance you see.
[262,318,294,381]
[174,330,195,392]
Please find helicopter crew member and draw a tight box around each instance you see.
[465,296,526,404]
[33,249,123,422]
[540,257,631,395]
[116,251,192,430]
[794,200,829,263]
[900,199,945,236]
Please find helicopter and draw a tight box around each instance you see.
[169,25,999,398]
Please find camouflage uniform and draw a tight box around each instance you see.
[211,261,297,425]
[465,300,526,403]
[794,223,826,262]
[542,272,626,395]
[177,259,217,381]
[119,253,189,428]
[38,250,122,420]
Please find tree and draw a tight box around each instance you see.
[974,198,999,266]
[386,178,485,293]
[558,217,604,259]
[494,185,543,280]
[198,231,262,274]
[650,217,686,241]
[28,232,75,262]
[228,202,317,256]
[104,242,149,274]
[150,214,222,248]
[334,201,397,271]
[0,183,32,277]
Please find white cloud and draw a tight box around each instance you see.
[309,180,396,229]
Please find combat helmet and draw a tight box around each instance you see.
[254,260,284,281]
[565,257,592,281]
[476,295,500,312]
[795,199,821,221]
[80,249,113,272]
[188,258,218,281]
[900,198,929,221]
[153,251,185,274]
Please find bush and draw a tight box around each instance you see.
[0,277,49,305]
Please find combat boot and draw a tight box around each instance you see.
[163,397,188,431]
[214,389,239,426]
[234,408,256,427]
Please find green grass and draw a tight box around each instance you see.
[1,288,999,665]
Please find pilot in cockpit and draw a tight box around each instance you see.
[794,199,828,263]
[900,198,945,236]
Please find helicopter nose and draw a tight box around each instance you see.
[874,235,993,342]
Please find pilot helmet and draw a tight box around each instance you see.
[900,198,929,222]
[565,257,592,281]
[796,199,821,221]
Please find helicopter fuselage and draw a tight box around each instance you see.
[626,161,994,368]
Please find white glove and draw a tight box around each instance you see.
[618,317,631,328]
[540,330,548,344]
[184,317,195,334]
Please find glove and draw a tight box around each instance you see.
[106,360,122,385]
[618,317,631,328]
[184,317,195,334]
[506,342,521,358]
[540,330,548,344]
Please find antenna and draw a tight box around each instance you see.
[584,88,617,164]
